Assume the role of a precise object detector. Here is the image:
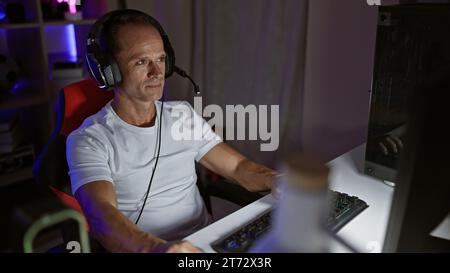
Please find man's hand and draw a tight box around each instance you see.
[377,124,406,156]
[199,143,280,199]
[378,135,403,156]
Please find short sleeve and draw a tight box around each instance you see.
[182,102,222,161]
[66,130,114,195]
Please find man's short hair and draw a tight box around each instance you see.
[100,10,161,57]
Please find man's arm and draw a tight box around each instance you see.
[75,181,200,253]
[199,143,279,194]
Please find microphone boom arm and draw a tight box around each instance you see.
[174,66,201,96]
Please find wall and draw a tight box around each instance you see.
[124,0,406,162]
[300,0,399,160]
[125,0,309,167]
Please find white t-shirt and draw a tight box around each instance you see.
[66,100,222,240]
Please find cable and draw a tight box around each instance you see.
[134,67,199,225]
[134,99,164,225]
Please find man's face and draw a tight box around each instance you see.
[114,23,166,102]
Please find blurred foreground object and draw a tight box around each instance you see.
[0,180,90,253]
[250,155,330,252]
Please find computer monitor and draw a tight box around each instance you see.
[364,4,450,184]
[382,61,450,252]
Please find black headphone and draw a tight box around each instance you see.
[85,9,176,89]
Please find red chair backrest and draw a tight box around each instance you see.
[61,79,115,137]
[34,79,113,215]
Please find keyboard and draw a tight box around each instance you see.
[211,190,368,253]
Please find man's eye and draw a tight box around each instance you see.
[158,56,166,62]
[136,59,146,65]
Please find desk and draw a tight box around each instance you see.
[184,144,394,253]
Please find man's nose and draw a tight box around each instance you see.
[147,61,163,79]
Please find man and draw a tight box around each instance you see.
[67,9,278,253]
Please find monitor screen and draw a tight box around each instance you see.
[365,4,450,183]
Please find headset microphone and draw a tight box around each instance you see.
[174,66,201,96]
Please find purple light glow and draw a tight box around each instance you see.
[57,0,79,14]
[66,24,77,60]
[44,24,78,63]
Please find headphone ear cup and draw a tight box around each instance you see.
[100,57,121,88]
[86,52,106,88]
[102,64,115,88]
[110,59,122,86]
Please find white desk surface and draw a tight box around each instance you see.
[184,144,394,253]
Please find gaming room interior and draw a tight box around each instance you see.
[0,0,449,254]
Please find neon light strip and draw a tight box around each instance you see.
[66,24,77,60]
[57,0,79,14]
